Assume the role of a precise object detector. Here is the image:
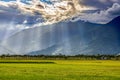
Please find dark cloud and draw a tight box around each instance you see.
[80,0,120,9]
[0,0,120,24]
[107,3,120,16]
[0,11,42,25]
[71,3,120,24]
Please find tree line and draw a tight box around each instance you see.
[0,54,120,60]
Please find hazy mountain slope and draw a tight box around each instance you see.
[1,16,120,55]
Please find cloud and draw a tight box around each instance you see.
[107,3,120,16]
[0,0,95,25]
[0,0,119,25]
[80,0,120,9]
[0,0,97,39]
[71,3,120,24]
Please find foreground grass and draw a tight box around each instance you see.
[0,60,120,80]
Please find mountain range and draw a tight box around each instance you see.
[1,16,120,55]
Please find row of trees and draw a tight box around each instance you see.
[0,54,120,60]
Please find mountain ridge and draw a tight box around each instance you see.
[1,16,120,55]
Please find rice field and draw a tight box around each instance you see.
[0,60,120,80]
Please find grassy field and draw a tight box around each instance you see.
[0,60,120,80]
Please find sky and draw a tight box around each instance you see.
[0,0,120,39]
[0,0,120,24]
[0,0,120,54]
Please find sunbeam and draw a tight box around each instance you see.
[0,0,120,55]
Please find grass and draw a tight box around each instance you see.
[0,60,120,80]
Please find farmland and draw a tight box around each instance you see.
[0,60,120,80]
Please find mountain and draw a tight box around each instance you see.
[29,45,58,55]
[0,45,17,55]
[1,16,120,55]
[107,16,120,26]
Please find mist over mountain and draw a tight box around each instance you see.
[1,16,120,55]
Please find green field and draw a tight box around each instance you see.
[0,60,120,80]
